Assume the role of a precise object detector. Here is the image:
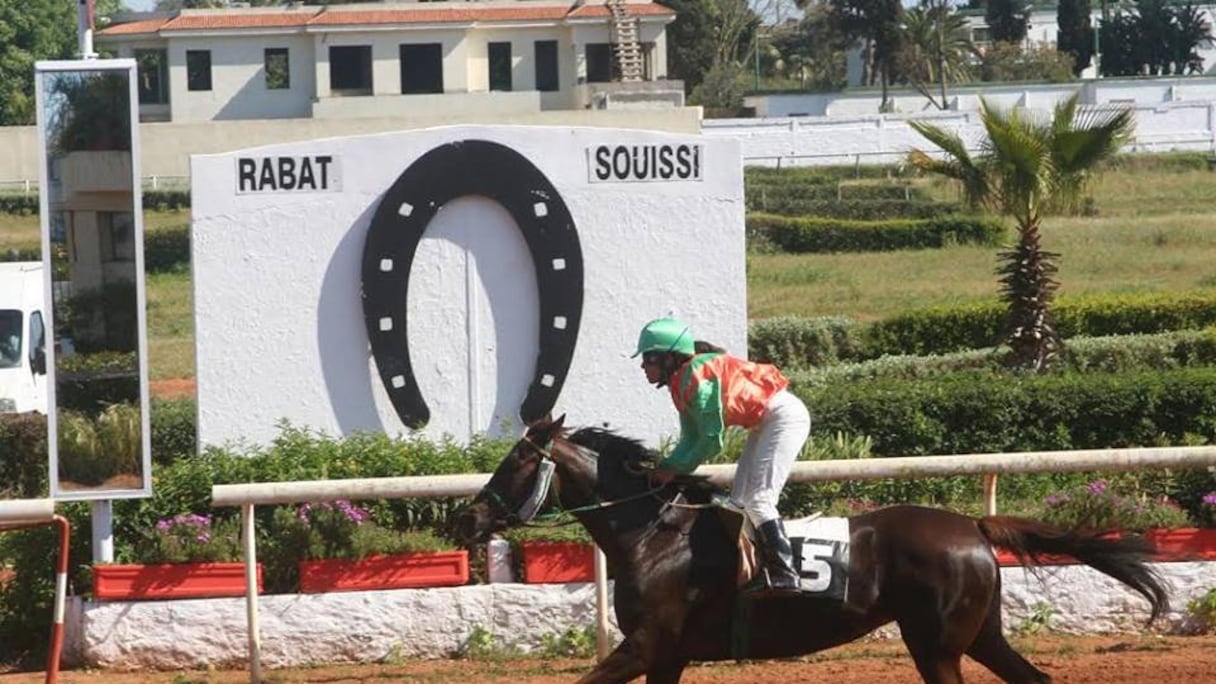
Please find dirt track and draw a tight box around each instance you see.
[2,633,1215,683]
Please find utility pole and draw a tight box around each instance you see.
[937,0,948,107]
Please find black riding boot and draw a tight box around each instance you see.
[755,519,800,593]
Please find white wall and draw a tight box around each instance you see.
[190,125,745,449]
[167,35,317,122]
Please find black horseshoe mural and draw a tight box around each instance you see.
[361,139,584,429]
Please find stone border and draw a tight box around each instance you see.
[64,561,1216,671]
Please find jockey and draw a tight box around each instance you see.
[633,316,811,594]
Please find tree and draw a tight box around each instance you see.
[662,0,758,94]
[825,0,903,110]
[894,2,974,110]
[985,0,1030,44]
[1057,0,1095,76]
[907,94,1134,370]
[0,1,77,125]
[769,7,850,90]
[1099,1,1214,76]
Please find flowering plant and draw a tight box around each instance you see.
[133,513,242,564]
[1038,480,1192,532]
[1199,492,1216,528]
[275,499,453,561]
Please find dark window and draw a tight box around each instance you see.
[135,49,168,104]
[330,45,373,94]
[265,48,290,90]
[534,40,558,92]
[489,41,512,91]
[585,43,616,83]
[186,50,212,91]
[399,43,444,94]
[100,212,135,262]
[29,311,44,365]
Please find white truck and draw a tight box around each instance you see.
[0,262,48,414]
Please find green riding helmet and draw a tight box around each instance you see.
[632,317,695,357]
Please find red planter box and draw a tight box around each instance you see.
[93,562,261,600]
[298,551,469,593]
[994,527,1216,566]
[520,541,595,584]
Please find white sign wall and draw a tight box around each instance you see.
[190,125,745,448]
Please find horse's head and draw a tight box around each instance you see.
[456,414,583,544]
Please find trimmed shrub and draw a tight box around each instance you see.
[799,366,1216,457]
[747,213,1005,253]
[749,316,864,368]
[748,198,967,220]
[142,189,190,211]
[0,412,48,499]
[144,223,190,273]
[0,195,38,215]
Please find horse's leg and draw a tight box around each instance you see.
[965,603,1051,683]
[897,615,968,684]
[645,661,688,684]
[573,638,648,684]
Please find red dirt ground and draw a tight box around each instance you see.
[149,378,196,400]
[1,633,1214,683]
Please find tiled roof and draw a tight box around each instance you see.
[98,2,675,36]
[163,12,315,30]
[96,18,170,36]
[307,7,571,27]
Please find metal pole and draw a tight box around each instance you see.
[90,500,113,563]
[47,515,71,684]
[594,547,610,661]
[76,1,97,60]
[241,503,262,684]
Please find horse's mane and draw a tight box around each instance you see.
[565,427,722,503]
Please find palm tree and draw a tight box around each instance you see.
[907,93,1134,370]
[896,3,976,110]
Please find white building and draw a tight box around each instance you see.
[96,0,680,124]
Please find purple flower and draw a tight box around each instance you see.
[1202,492,1216,506]
[1086,480,1108,495]
[1044,493,1070,506]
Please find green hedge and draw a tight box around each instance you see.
[145,223,190,273]
[750,291,1216,367]
[800,366,1216,457]
[2,225,190,271]
[868,291,1216,358]
[0,413,48,499]
[785,328,1216,388]
[746,198,967,220]
[142,189,190,211]
[0,195,38,215]
[747,213,1005,253]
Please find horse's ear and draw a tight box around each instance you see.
[526,412,565,441]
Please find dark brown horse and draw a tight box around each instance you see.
[455,416,1169,684]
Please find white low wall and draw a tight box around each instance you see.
[705,100,1216,167]
[67,561,1215,670]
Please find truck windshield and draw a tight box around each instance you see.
[0,309,21,368]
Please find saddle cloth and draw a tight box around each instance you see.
[721,507,850,600]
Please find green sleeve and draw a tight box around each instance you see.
[661,376,725,474]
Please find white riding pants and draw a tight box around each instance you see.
[730,389,811,526]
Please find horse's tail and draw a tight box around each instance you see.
[977,516,1170,623]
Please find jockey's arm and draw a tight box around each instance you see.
[660,378,724,474]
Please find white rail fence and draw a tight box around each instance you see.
[211,445,1216,682]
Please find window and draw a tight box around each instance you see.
[488,42,512,91]
[186,50,212,91]
[135,49,168,104]
[585,43,616,83]
[0,310,20,368]
[535,40,558,92]
[29,311,44,366]
[99,212,135,262]
[265,48,290,90]
[330,45,373,94]
[399,43,444,94]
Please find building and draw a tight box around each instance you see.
[95,0,681,124]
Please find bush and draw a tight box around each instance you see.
[800,366,1216,457]
[131,513,243,564]
[0,413,48,499]
[747,213,1005,253]
[151,397,197,464]
[748,316,864,368]
[746,198,967,220]
[144,224,190,273]
[1036,479,1192,532]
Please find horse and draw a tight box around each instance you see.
[455,415,1170,684]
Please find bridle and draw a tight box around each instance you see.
[479,435,669,526]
